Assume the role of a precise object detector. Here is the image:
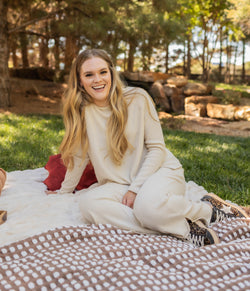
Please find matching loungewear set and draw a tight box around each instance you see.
[59,87,212,239]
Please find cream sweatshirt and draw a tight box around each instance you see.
[60,87,181,194]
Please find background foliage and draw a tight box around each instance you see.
[5,0,250,80]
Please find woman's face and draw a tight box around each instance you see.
[80,56,112,107]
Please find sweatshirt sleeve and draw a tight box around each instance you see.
[128,91,166,193]
[59,148,89,194]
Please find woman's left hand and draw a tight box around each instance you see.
[45,190,58,195]
[122,190,137,208]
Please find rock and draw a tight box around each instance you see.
[122,71,169,83]
[185,95,218,105]
[162,84,184,112]
[234,106,250,121]
[185,102,207,117]
[163,84,174,97]
[183,83,214,96]
[207,103,236,120]
[171,94,185,113]
[137,72,154,82]
[167,76,188,87]
[149,82,171,112]
[158,112,172,119]
[152,72,170,82]
[122,71,140,81]
[163,84,182,97]
[184,96,218,117]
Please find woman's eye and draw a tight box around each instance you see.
[85,73,92,77]
[101,70,108,74]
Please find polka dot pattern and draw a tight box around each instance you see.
[0,219,249,290]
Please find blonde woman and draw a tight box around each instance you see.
[47,49,248,247]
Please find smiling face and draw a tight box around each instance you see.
[80,57,112,107]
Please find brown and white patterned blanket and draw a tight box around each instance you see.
[0,219,249,290]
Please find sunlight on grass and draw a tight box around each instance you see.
[163,129,250,205]
[0,114,64,171]
[215,83,250,92]
[0,114,249,205]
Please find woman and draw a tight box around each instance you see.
[47,49,248,247]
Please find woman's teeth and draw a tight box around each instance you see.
[93,85,105,90]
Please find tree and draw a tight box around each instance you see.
[0,0,69,106]
[227,0,250,82]
[0,0,10,107]
[195,0,233,82]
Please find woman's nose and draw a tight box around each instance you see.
[94,73,101,82]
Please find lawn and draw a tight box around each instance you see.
[0,114,64,171]
[0,113,249,206]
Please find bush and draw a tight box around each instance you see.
[213,89,242,105]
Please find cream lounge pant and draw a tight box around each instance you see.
[79,167,212,239]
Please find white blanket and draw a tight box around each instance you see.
[0,168,208,247]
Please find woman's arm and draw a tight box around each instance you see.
[59,149,89,194]
[127,90,166,194]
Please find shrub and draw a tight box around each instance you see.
[213,89,241,105]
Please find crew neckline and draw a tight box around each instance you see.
[93,103,111,110]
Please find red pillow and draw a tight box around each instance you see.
[43,154,97,191]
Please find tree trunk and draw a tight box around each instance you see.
[202,31,208,83]
[39,37,49,68]
[10,38,18,68]
[219,26,223,82]
[241,38,246,83]
[123,51,127,71]
[224,36,231,84]
[0,0,11,107]
[109,33,120,66]
[233,43,238,83]
[64,34,78,71]
[165,43,169,74]
[187,34,191,79]
[127,40,136,72]
[183,40,186,75]
[54,36,60,70]
[19,31,29,68]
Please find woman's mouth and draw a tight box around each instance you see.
[92,85,105,91]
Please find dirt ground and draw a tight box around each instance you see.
[1,78,250,138]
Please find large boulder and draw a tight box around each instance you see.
[185,95,218,105]
[207,104,236,120]
[234,106,250,121]
[171,94,185,113]
[152,72,170,82]
[184,96,218,117]
[185,103,207,117]
[149,82,171,112]
[122,71,169,83]
[183,83,214,96]
[167,76,188,88]
[163,84,175,97]
[163,84,184,113]
[163,84,182,97]
[158,112,173,119]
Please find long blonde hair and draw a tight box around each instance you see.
[60,49,129,169]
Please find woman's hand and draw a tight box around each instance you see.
[122,190,137,208]
[45,190,58,195]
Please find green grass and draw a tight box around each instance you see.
[163,128,250,206]
[0,113,249,205]
[214,83,250,99]
[214,83,250,93]
[0,114,64,171]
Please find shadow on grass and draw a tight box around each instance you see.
[163,129,250,205]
